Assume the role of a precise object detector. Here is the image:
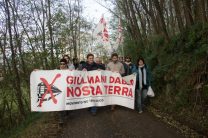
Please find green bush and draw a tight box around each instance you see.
[123,23,208,135]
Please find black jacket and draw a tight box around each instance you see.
[97,63,105,70]
[81,62,98,71]
[123,62,135,76]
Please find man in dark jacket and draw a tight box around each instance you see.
[81,53,99,115]
[82,54,98,71]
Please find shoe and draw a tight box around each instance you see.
[138,111,143,114]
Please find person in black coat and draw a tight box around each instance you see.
[123,56,135,76]
[73,57,79,69]
[95,57,105,70]
[81,53,99,115]
[82,54,98,71]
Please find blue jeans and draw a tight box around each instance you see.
[135,89,147,112]
[90,106,97,113]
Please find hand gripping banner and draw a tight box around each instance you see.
[30,70,136,112]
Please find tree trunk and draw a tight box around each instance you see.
[38,0,49,69]
[153,0,170,41]
[173,0,184,32]
[128,0,143,45]
[117,0,134,40]
[5,0,26,118]
[133,0,147,38]
[199,0,207,23]
[47,0,55,68]
[140,0,160,34]
[182,0,194,27]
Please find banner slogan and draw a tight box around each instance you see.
[30,70,136,112]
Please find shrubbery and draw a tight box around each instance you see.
[122,23,208,135]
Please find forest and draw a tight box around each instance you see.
[0,0,208,137]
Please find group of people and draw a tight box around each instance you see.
[58,52,151,118]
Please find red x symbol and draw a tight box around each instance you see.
[39,74,61,107]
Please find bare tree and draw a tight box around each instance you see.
[4,0,26,118]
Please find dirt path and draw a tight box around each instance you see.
[60,106,184,138]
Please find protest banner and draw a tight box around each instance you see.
[30,70,136,112]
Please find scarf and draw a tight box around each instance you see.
[138,65,146,89]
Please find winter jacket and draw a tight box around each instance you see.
[81,62,98,71]
[132,64,151,90]
[123,62,135,76]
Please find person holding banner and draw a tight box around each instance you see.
[106,53,125,111]
[63,55,75,70]
[78,60,86,70]
[81,53,99,115]
[73,57,79,69]
[132,57,151,113]
[95,57,105,70]
[58,58,69,124]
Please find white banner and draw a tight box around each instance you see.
[30,70,136,112]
